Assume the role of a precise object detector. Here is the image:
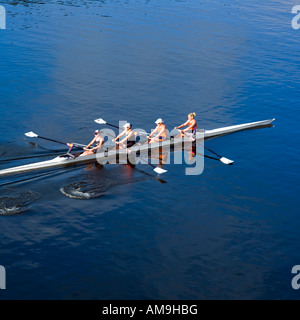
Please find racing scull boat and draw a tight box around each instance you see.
[0,119,275,176]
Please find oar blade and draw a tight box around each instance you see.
[154,167,168,174]
[220,157,234,165]
[25,132,38,138]
[94,118,107,125]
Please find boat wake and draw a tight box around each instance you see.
[60,181,110,199]
[0,190,40,215]
[60,173,147,200]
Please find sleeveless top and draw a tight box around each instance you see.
[189,121,197,135]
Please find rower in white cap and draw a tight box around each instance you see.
[147,118,168,144]
[113,123,137,150]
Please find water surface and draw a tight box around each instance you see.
[0,0,299,299]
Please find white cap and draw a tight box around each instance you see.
[94,130,100,134]
[155,118,163,124]
[123,123,132,129]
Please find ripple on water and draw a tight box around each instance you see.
[60,169,147,200]
[60,181,110,200]
[0,190,40,215]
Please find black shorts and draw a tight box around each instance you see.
[127,141,136,148]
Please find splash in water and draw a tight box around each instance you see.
[60,181,110,199]
[0,190,40,215]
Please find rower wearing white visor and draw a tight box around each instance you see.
[113,123,137,149]
[81,130,104,156]
[147,118,168,144]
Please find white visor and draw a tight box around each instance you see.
[155,118,163,124]
[123,123,132,128]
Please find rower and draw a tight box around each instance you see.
[175,112,197,140]
[80,130,104,156]
[113,123,137,150]
[147,118,168,144]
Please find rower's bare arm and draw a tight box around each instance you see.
[120,134,130,144]
[93,144,102,151]
[93,138,104,150]
[148,127,158,138]
[175,120,189,129]
[114,130,125,141]
[85,137,96,150]
[120,131,135,144]
[120,137,127,144]
[183,122,195,132]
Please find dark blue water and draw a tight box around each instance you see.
[0,0,299,299]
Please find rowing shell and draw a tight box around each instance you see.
[0,119,275,176]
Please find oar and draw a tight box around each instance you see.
[178,130,234,165]
[134,166,167,184]
[197,142,234,165]
[0,152,61,163]
[94,118,149,136]
[25,132,86,149]
[195,152,228,162]
[139,156,168,175]
[94,118,120,130]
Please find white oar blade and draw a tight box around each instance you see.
[220,157,234,165]
[154,167,168,174]
[25,132,38,138]
[94,118,107,125]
